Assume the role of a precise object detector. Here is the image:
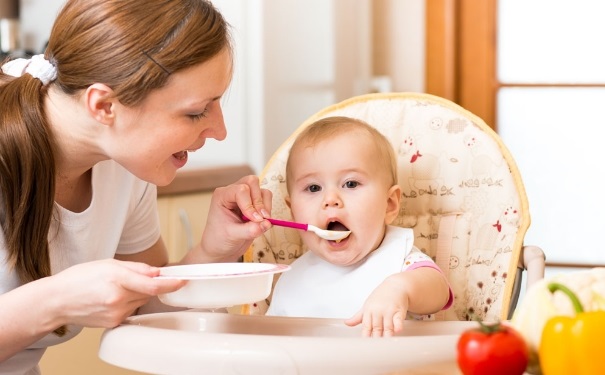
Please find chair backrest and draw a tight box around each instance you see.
[244,92,530,322]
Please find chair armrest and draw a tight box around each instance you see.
[508,245,546,319]
[518,245,546,288]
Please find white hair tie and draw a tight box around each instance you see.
[1,54,58,85]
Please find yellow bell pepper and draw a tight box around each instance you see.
[512,268,605,355]
[539,282,605,375]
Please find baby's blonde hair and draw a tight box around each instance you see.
[285,116,398,192]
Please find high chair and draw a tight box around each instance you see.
[244,92,545,322]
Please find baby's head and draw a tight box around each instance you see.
[284,116,401,266]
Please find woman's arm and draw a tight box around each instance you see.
[114,237,169,266]
[0,277,63,362]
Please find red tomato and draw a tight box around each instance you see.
[456,322,528,375]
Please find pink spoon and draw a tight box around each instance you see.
[242,215,351,241]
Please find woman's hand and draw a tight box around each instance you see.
[187,175,273,263]
[51,259,185,328]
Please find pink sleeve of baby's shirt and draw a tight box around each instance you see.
[402,247,454,310]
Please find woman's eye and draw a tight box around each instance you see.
[343,180,359,189]
[306,184,322,193]
[188,108,209,121]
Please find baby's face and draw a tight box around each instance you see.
[286,131,399,266]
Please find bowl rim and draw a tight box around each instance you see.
[156,262,290,280]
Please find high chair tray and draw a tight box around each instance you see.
[99,310,476,375]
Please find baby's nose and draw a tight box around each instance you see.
[323,192,343,208]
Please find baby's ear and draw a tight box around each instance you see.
[384,185,401,225]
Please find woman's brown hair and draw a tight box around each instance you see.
[0,0,231,335]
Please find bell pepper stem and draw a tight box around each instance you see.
[547,282,584,314]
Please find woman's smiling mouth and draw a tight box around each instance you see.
[173,150,188,160]
[173,146,201,161]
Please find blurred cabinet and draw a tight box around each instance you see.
[40,328,145,375]
[157,192,212,262]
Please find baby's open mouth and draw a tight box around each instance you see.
[327,221,349,232]
[326,221,350,243]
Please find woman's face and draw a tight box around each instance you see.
[109,48,232,186]
[286,130,401,266]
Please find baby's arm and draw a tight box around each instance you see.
[344,266,451,337]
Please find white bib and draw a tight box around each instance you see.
[267,226,414,318]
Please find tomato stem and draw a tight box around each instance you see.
[476,319,502,334]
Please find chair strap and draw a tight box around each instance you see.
[434,213,459,321]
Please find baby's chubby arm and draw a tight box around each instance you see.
[344,267,451,337]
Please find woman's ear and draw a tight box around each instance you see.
[384,184,402,225]
[84,83,116,125]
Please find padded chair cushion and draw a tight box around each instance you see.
[245,92,530,322]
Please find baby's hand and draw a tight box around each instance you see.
[344,280,409,337]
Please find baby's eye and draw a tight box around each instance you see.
[343,180,359,189]
[306,184,322,193]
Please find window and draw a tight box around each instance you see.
[427,0,605,267]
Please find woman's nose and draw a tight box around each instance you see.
[205,106,227,141]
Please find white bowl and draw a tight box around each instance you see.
[156,263,290,308]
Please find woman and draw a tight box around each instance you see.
[0,1,271,373]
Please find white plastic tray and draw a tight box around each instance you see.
[99,311,475,374]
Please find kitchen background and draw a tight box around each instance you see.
[3,1,604,373]
[7,0,603,281]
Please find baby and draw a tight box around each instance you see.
[266,116,452,337]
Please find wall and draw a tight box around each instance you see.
[373,0,425,93]
[19,0,61,52]
[261,0,374,164]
